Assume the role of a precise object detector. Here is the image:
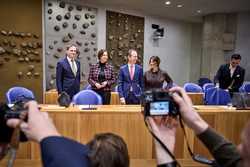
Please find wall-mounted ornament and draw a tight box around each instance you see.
[1,30,7,36]
[68,5,74,11]
[56,15,62,21]
[17,71,23,78]
[62,22,68,28]
[0,47,5,54]
[64,12,71,20]
[49,45,53,50]
[59,1,65,8]
[48,2,52,7]
[72,23,77,29]
[57,47,63,52]
[80,30,86,35]
[54,25,60,32]
[28,65,35,71]
[76,41,82,46]
[18,57,25,62]
[48,64,55,69]
[76,6,82,11]
[26,72,32,77]
[82,23,89,29]
[91,33,96,38]
[85,13,90,19]
[53,53,60,59]
[75,15,81,21]
[62,36,70,43]
[91,21,95,25]
[34,72,40,77]
[48,9,53,14]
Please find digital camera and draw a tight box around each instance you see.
[143,89,179,117]
[0,100,29,143]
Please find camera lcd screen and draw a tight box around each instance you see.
[150,101,169,115]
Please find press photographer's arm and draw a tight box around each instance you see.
[6,101,61,142]
[149,87,242,167]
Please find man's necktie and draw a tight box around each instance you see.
[71,60,77,76]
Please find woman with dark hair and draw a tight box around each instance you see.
[88,49,116,104]
[144,56,173,91]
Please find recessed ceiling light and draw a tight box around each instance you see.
[165,1,171,5]
[197,10,202,14]
[177,4,183,8]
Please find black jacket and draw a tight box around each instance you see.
[215,64,245,92]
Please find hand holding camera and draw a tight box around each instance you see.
[7,101,61,143]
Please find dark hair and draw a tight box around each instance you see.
[87,133,129,167]
[66,44,80,56]
[231,54,241,60]
[128,49,137,57]
[66,44,77,50]
[149,56,161,67]
[97,49,108,60]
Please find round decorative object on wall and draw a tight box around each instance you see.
[59,1,66,8]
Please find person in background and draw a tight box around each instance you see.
[88,49,116,104]
[214,54,245,96]
[56,44,81,99]
[118,49,143,104]
[6,101,129,167]
[144,56,173,91]
[147,87,249,167]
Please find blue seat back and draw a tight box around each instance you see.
[198,77,212,88]
[205,87,231,105]
[203,83,215,93]
[6,86,35,104]
[72,90,102,105]
[84,84,92,90]
[183,83,202,93]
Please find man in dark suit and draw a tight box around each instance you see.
[118,49,143,104]
[56,45,81,99]
[215,54,245,95]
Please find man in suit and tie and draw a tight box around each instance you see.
[118,49,143,104]
[56,44,81,99]
[215,54,245,95]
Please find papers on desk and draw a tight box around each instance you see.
[193,105,236,110]
[39,105,66,110]
[78,105,97,110]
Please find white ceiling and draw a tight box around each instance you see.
[81,0,250,22]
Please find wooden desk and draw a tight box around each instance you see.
[187,92,204,105]
[44,91,203,105]
[12,105,250,162]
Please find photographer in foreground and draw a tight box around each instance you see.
[147,87,248,167]
[5,101,129,167]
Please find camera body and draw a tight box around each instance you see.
[143,89,179,117]
[0,100,28,143]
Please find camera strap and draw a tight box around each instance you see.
[178,115,218,166]
[144,118,181,167]
[7,127,21,167]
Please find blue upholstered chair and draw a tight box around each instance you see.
[204,87,231,105]
[203,83,215,93]
[198,77,212,88]
[72,90,102,105]
[183,83,202,93]
[6,86,35,104]
[84,84,92,90]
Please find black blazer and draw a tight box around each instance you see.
[40,136,90,167]
[215,64,245,92]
